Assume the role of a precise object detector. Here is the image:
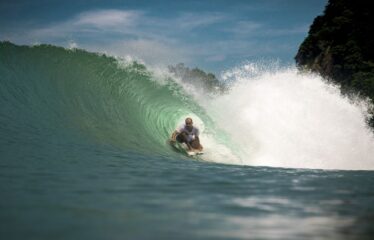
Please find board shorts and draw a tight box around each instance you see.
[176,132,200,149]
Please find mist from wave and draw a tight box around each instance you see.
[196,62,374,170]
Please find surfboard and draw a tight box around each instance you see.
[169,140,203,157]
[186,148,204,156]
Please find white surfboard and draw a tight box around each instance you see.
[170,140,204,157]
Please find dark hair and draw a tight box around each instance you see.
[185,117,193,124]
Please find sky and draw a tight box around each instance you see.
[0,0,327,73]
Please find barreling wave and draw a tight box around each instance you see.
[1,42,374,170]
[0,42,226,161]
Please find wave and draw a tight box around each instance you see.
[0,42,219,158]
[1,42,373,170]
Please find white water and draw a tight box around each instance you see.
[202,63,374,170]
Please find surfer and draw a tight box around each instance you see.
[170,117,203,151]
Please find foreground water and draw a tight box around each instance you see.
[1,42,374,239]
[2,147,374,239]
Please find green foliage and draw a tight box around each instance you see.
[295,0,374,125]
[352,72,374,99]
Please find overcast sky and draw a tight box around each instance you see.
[0,0,327,73]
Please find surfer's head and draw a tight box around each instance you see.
[185,117,193,131]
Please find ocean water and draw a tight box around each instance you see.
[1,42,374,239]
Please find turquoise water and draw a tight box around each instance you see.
[1,42,374,239]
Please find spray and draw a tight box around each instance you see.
[202,63,374,170]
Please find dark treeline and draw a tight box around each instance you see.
[168,63,227,94]
[295,0,374,126]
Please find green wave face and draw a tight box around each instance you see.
[0,42,215,156]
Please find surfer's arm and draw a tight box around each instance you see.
[170,130,179,142]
